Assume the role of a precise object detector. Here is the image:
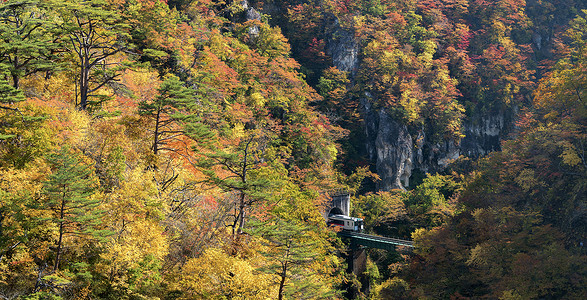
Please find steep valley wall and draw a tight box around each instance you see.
[326,26,511,190]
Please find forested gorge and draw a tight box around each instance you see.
[0,0,585,299]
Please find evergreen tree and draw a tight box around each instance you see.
[249,218,339,300]
[0,63,25,141]
[0,63,24,110]
[0,0,59,89]
[42,147,109,272]
[53,0,132,110]
[138,74,194,155]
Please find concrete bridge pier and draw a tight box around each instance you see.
[344,240,369,298]
[348,240,367,275]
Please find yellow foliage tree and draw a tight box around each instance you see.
[177,247,275,299]
[98,167,168,296]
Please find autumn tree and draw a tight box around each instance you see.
[163,181,233,268]
[177,247,274,299]
[0,162,49,299]
[535,11,587,127]
[0,63,50,168]
[98,167,169,298]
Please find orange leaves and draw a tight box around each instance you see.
[287,4,322,33]
[386,11,407,27]
[323,0,354,15]
[470,0,528,27]
[194,47,241,97]
[116,68,161,113]
[471,42,535,108]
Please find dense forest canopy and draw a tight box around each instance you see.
[0,0,585,299]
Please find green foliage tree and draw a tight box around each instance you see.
[404,174,462,229]
[42,147,109,271]
[53,0,132,110]
[353,191,408,236]
[0,63,24,118]
[249,218,339,300]
[0,0,59,90]
[138,74,195,155]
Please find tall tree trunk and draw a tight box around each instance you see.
[53,196,66,272]
[237,140,250,235]
[153,108,161,154]
[238,191,246,234]
[53,221,63,271]
[12,56,19,89]
[12,74,19,90]
[79,52,90,110]
[278,261,288,300]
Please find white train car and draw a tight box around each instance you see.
[327,214,364,232]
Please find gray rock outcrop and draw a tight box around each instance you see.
[326,21,359,75]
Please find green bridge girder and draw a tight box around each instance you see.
[338,231,414,251]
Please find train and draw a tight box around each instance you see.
[327,214,364,232]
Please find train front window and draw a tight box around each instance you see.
[329,219,344,226]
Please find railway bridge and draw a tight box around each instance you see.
[338,231,414,251]
[324,191,413,250]
[338,230,414,275]
[323,191,414,276]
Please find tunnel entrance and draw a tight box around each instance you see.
[329,207,344,216]
[321,190,351,220]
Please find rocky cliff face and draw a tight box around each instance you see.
[363,101,508,190]
[460,113,506,157]
[363,103,414,191]
[326,22,359,75]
